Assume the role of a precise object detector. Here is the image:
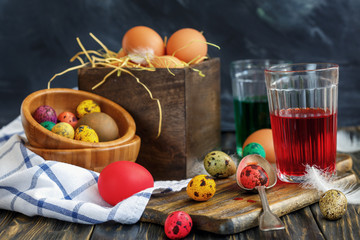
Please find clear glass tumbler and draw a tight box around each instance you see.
[265,63,339,183]
[230,59,287,156]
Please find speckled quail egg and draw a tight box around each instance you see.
[186,174,216,201]
[203,151,236,178]
[51,122,75,139]
[242,142,266,158]
[75,125,99,143]
[76,99,101,118]
[319,189,347,220]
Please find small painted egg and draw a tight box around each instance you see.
[319,189,347,220]
[186,174,216,201]
[164,211,192,240]
[239,164,269,189]
[33,105,57,124]
[57,111,78,128]
[76,100,101,118]
[40,121,56,131]
[75,125,99,143]
[243,143,266,158]
[203,151,236,178]
[51,122,74,139]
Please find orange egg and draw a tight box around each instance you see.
[122,26,165,58]
[117,48,127,58]
[166,28,208,64]
[151,55,184,68]
[243,129,276,163]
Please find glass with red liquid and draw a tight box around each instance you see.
[265,63,339,183]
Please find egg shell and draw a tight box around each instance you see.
[203,151,236,178]
[40,121,56,131]
[75,112,119,142]
[33,105,57,124]
[243,143,266,158]
[319,189,347,220]
[75,125,99,143]
[243,129,276,163]
[150,55,184,68]
[122,26,165,57]
[117,48,127,58]
[76,99,101,118]
[57,111,78,128]
[51,122,74,139]
[164,211,192,240]
[186,174,216,201]
[239,164,269,189]
[166,28,208,63]
[98,161,154,206]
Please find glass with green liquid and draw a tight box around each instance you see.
[230,59,287,156]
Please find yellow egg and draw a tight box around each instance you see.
[75,125,99,143]
[186,174,216,201]
[51,122,74,139]
[243,129,276,163]
[76,100,101,118]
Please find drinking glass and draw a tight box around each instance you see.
[231,59,287,156]
[265,63,339,183]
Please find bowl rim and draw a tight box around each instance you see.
[21,88,136,148]
[25,135,141,153]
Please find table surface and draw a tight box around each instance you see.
[0,130,360,240]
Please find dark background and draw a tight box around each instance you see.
[0,0,359,130]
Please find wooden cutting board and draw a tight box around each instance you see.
[141,153,357,234]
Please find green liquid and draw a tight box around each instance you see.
[233,96,271,156]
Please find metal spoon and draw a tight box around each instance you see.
[236,154,285,231]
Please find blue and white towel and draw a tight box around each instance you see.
[0,116,190,224]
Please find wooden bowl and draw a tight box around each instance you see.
[26,135,141,172]
[21,88,136,149]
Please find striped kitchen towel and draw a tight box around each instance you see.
[0,117,190,224]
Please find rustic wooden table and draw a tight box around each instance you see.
[0,130,359,240]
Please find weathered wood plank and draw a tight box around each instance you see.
[141,154,355,234]
[0,210,94,240]
[309,151,360,240]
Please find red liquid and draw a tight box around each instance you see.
[270,108,337,178]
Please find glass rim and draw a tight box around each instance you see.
[231,59,289,65]
[265,63,339,73]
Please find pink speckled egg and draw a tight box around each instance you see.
[239,164,269,189]
[164,211,192,239]
[33,105,57,124]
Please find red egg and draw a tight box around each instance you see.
[240,164,269,189]
[164,211,192,239]
[57,111,78,128]
[98,161,154,206]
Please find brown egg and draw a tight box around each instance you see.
[150,55,184,68]
[76,112,119,142]
[122,26,165,57]
[243,129,276,163]
[166,28,208,63]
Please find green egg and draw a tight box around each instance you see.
[243,142,266,158]
[40,121,56,131]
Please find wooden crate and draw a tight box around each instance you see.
[78,58,221,180]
